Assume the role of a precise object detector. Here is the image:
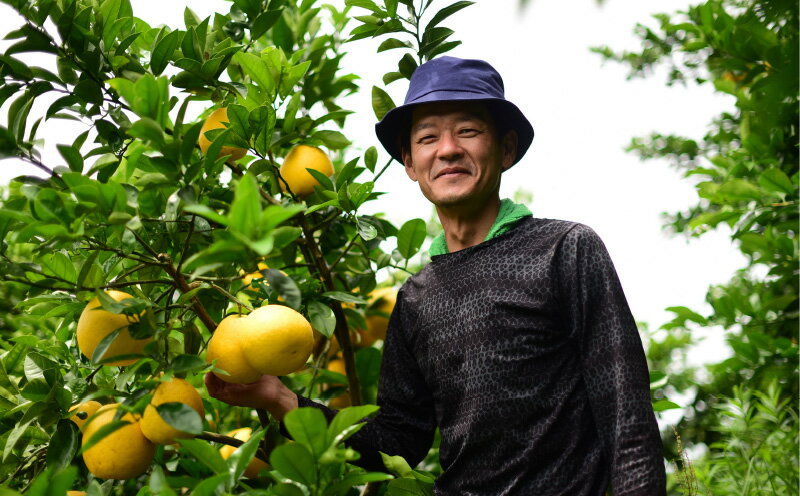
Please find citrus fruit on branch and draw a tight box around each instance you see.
[198,107,247,161]
[279,144,333,197]
[206,305,314,382]
[140,377,205,445]
[81,404,156,480]
[76,290,151,366]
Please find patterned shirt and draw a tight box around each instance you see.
[297,217,666,495]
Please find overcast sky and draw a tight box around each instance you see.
[0,0,745,364]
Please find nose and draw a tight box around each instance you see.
[436,131,463,161]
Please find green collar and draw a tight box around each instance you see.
[429,199,533,256]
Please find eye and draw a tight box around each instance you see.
[416,134,437,144]
[458,127,482,137]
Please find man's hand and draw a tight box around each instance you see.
[204,372,298,421]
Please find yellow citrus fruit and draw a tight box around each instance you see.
[239,305,314,376]
[140,377,205,445]
[67,492,86,496]
[207,314,263,384]
[325,357,351,409]
[69,400,103,431]
[357,287,397,347]
[279,145,333,196]
[219,427,269,479]
[76,290,151,366]
[82,404,155,480]
[198,107,247,161]
[241,262,269,289]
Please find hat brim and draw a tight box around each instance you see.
[374,91,534,167]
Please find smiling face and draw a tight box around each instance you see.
[401,101,517,212]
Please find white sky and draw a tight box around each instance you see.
[0,0,745,365]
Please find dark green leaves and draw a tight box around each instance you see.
[150,29,184,76]
[308,300,336,338]
[156,402,203,435]
[46,421,80,471]
[397,218,426,259]
[372,86,396,121]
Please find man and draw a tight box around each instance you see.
[206,56,666,495]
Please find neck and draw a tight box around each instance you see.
[436,196,501,253]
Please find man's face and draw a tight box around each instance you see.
[401,101,517,210]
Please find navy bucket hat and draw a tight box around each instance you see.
[374,56,534,166]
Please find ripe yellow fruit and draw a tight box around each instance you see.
[69,400,102,431]
[140,377,205,445]
[198,107,247,161]
[82,404,155,480]
[219,427,269,479]
[67,492,86,496]
[357,287,397,347]
[279,145,333,196]
[76,290,151,366]
[326,358,351,409]
[207,314,263,384]
[239,305,314,376]
[241,262,269,289]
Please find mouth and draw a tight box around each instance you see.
[434,167,470,179]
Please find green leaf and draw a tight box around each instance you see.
[313,130,351,150]
[188,474,228,496]
[651,400,681,412]
[251,9,283,39]
[3,417,34,462]
[250,105,277,156]
[156,402,202,435]
[345,0,385,15]
[380,452,413,477]
[397,218,426,259]
[327,404,379,446]
[308,300,336,338]
[377,38,410,52]
[263,269,303,310]
[427,1,474,29]
[151,29,183,76]
[283,407,328,458]
[46,420,80,471]
[758,168,794,196]
[269,442,315,485]
[177,438,229,474]
[90,326,124,364]
[372,85,396,121]
[171,354,208,374]
[322,291,367,304]
[234,52,276,96]
[56,144,83,172]
[386,477,434,496]
[398,53,417,79]
[128,118,165,146]
[183,204,229,226]
[228,173,261,237]
[364,146,378,172]
[227,427,266,482]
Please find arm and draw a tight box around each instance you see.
[557,224,666,495]
[205,291,436,472]
[288,292,437,472]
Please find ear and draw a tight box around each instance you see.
[500,130,518,171]
[402,148,418,182]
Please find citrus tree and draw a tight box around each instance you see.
[0,0,474,493]
[594,0,798,494]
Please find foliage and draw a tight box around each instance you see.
[594,0,798,493]
[0,0,474,493]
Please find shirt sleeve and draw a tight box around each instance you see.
[287,290,437,472]
[556,224,666,495]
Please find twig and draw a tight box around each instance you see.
[210,283,254,312]
[159,253,218,333]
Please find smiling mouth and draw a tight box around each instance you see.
[435,168,469,179]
